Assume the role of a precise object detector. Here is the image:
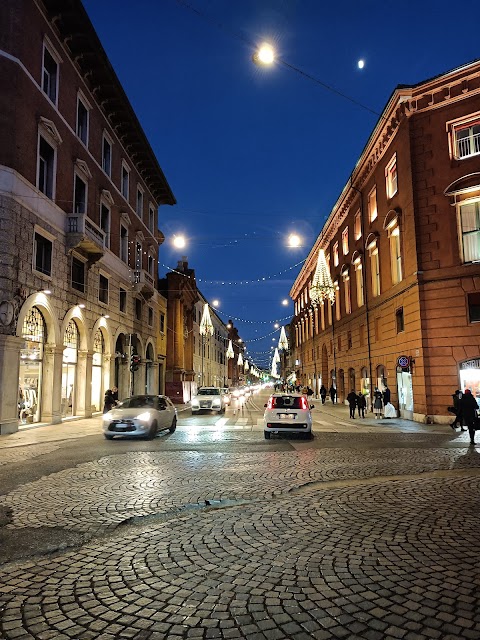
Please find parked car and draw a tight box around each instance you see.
[103,394,177,440]
[263,393,314,439]
[191,387,226,414]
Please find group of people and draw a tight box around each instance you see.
[319,385,337,405]
[449,389,479,445]
[345,386,394,419]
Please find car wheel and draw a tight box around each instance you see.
[169,417,177,433]
[104,433,114,440]
[146,421,158,440]
[264,431,271,440]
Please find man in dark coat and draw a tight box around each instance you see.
[460,389,479,445]
[451,390,465,430]
[329,385,337,404]
[357,392,367,418]
[346,390,357,418]
[103,390,116,414]
[382,386,391,405]
[320,385,327,404]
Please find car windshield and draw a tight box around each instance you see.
[197,389,220,396]
[272,396,305,409]
[119,396,156,409]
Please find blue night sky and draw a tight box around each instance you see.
[83,0,477,371]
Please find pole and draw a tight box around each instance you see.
[201,334,204,387]
[128,333,134,397]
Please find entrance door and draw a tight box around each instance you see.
[397,370,413,419]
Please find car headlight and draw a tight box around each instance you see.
[191,400,199,407]
[136,411,151,422]
[212,400,221,407]
[103,412,113,422]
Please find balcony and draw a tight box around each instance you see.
[65,213,105,262]
[134,269,155,298]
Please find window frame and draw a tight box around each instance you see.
[99,200,111,249]
[458,197,480,264]
[448,112,480,161]
[354,258,364,307]
[71,253,86,293]
[37,133,57,200]
[342,227,349,255]
[73,171,87,214]
[333,241,339,267]
[121,161,130,201]
[119,223,129,264]
[136,185,144,218]
[102,132,113,177]
[42,39,60,105]
[368,241,381,297]
[98,273,109,305]
[33,228,54,278]
[354,209,362,240]
[368,185,378,223]
[388,225,403,284]
[76,91,90,147]
[385,154,398,199]
[119,287,127,314]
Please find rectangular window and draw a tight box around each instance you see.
[42,45,58,104]
[160,313,165,333]
[120,225,128,263]
[385,154,398,199]
[354,261,364,307]
[121,163,130,200]
[74,174,87,214]
[34,232,52,276]
[102,135,112,177]
[38,136,55,199]
[389,227,403,284]
[459,200,480,263]
[335,286,340,321]
[119,288,127,313]
[343,276,351,314]
[455,121,480,159]
[468,292,480,323]
[100,203,110,249]
[359,324,365,347]
[148,254,155,277]
[396,307,405,333]
[149,205,155,233]
[333,242,339,266]
[148,307,153,326]
[368,186,377,223]
[99,274,109,304]
[76,97,89,145]
[136,187,144,217]
[354,209,362,240]
[71,256,85,292]
[370,247,380,297]
[135,298,142,320]
[342,228,349,255]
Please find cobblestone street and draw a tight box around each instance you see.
[1,404,480,639]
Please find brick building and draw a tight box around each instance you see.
[290,59,480,423]
[0,0,175,433]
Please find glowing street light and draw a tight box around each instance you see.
[253,43,275,66]
[282,299,289,306]
[288,233,301,248]
[172,235,186,249]
[212,299,219,307]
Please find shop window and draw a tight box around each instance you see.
[42,43,58,104]
[34,231,52,277]
[396,307,405,333]
[71,256,85,293]
[468,292,480,323]
[459,199,480,263]
[99,274,109,304]
[119,288,127,313]
[385,154,398,199]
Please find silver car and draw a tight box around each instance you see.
[103,395,177,440]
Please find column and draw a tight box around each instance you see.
[41,344,64,425]
[76,350,93,418]
[0,335,23,434]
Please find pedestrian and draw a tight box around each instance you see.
[103,389,116,414]
[346,390,358,418]
[450,389,466,430]
[373,387,383,419]
[306,386,314,397]
[329,385,337,404]
[460,389,479,445]
[382,386,391,406]
[357,392,367,418]
[320,385,327,404]
[111,386,119,404]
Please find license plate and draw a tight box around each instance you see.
[115,424,127,431]
[278,413,296,419]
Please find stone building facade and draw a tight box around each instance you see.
[0,0,175,433]
[291,59,480,423]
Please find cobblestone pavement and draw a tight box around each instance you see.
[1,406,480,639]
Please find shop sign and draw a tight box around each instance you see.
[397,355,410,369]
[460,359,480,370]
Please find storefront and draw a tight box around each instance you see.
[18,307,46,425]
[459,358,480,406]
[91,329,104,412]
[62,319,79,417]
[396,355,414,420]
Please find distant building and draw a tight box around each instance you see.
[291,59,480,423]
[0,0,175,433]
[193,293,229,389]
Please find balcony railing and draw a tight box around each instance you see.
[457,131,480,159]
[134,269,155,298]
[65,213,105,261]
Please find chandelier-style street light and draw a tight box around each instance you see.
[278,326,288,351]
[226,339,234,359]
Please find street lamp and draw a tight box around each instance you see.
[309,248,336,398]
[199,303,214,386]
[172,235,186,249]
[252,43,275,66]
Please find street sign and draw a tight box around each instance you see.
[397,355,410,368]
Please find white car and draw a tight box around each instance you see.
[103,394,177,440]
[191,387,225,414]
[263,393,314,439]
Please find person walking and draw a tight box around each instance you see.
[460,389,479,445]
[346,390,358,418]
[103,389,116,414]
[357,392,367,418]
[306,386,314,398]
[111,386,119,404]
[320,385,327,405]
[382,386,391,406]
[450,389,466,430]
[329,385,337,404]
[373,387,383,419]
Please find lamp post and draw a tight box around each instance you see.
[309,249,336,396]
[199,303,214,387]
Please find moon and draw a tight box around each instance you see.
[358,59,365,69]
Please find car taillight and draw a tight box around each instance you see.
[300,396,308,410]
[267,397,274,409]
